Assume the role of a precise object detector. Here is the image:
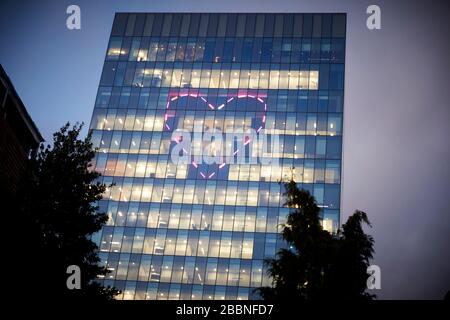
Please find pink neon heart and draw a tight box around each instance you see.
[164,90,268,179]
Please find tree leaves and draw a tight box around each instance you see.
[15,123,118,300]
[256,179,375,301]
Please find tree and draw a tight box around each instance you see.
[329,210,375,300]
[256,179,375,301]
[14,123,118,300]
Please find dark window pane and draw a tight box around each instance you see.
[281,38,291,63]
[134,14,146,36]
[283,14,294,37]
[302,14,313,37]
[328,91,343,112]
[114,62,127,86]
[125,14,136,36]
[111,13,128,36]
[161,14,173,36]
[204,39,215,62]
[251,38,262,63]
[274,14,283,37]
[324,184,340,209]
[321,13,332,38]
[263,14,274,37]
[332,14,346,37]
[170,14,182,36]
[255,14,265,37]
[232,38,243,62]
[261,38,272,63]
[207,14,219,37]
[245,13,256,36]
[326,136,342,159]
[291,38,301,63]
[223,39,234,62]
[311,39,321,63]
[271,39,282,63]
[293,14,303,37]
[253,233,265,259]
[332,14,346,38]
[95,87,112,108]
[100,61,117,86]
[217,14,227,37]
[242,39,253,63]
[151,14,163,36]
[331,39,345,63]
[129,87,140,108]
[319,64,330,90]
[236,14,246,37]
[119,87,131,108]
[329,64,344,90]
[321,40,331,62]
[123,61,136,86]
[188,14,200,36]
[313,14,322,38]
[198,14,209,37]
[213,38,224,62]
[225,14,237,37]
[305,136,315,158]
[143,14,155,36]
[109,87,121,108]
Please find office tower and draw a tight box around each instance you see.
[90,13,346,300]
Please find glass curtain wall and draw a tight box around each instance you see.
[90,13,346,300]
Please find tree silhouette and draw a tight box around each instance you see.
[256,178,375,300]
[14,123,118,300]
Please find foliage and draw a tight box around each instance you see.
[15,123,118,300]
[256,179,375,301]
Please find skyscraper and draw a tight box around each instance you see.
[89,13,346,300]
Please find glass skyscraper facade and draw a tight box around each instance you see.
[89,13,346,300]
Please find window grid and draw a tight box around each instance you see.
[92,13,345,300]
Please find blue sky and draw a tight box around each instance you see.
[1,0,449,299]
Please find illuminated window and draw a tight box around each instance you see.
[106,37,123,60]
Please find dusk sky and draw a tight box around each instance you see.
[1,0,449,299]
